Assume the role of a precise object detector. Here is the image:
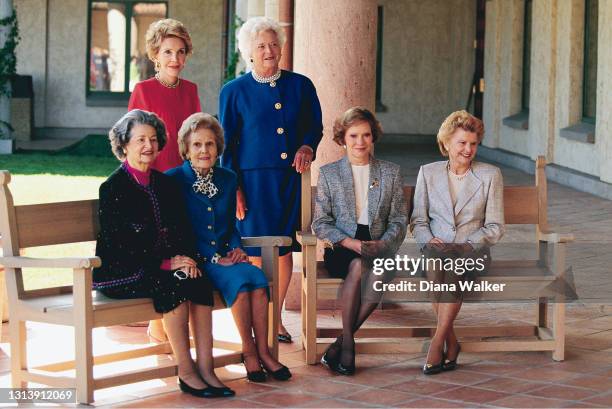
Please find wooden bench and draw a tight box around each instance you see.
[0,170,290,404]
[297,156,574,365]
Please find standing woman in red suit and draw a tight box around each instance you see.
[129,18,201,340]
[129,18,201,172]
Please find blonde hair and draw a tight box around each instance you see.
[177,113,224,160]
[145,18,193,61]
[237,17,286,68]
[436,110,484,156]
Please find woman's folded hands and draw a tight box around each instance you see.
[170,255,201,278]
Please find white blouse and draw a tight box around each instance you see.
[352,164,370,225]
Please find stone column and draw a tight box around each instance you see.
[277,0,293,70]
[286,0,377,311]
[294,0,377,179]
[598,0,612,183]
[529,0,558,161]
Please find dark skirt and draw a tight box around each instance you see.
[239,168,301,257]
[323,224,372,279]
[99,268,214,313]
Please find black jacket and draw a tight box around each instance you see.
[93,166,201,289]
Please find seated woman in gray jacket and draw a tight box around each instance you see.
[411,110,504,375]
[312,107,408,375]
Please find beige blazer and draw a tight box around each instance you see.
[410,160,505,247]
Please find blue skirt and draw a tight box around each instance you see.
[239,168,301,256]
[205,261,269,307]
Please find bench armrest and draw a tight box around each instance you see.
[0,256,101,269]
[241,236,292,248]
[296,231,317,246]
[539,231,575,244]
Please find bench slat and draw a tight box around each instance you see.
[504,186,539,224]
[15,200,99,248]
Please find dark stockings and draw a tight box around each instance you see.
[326,258,383,368]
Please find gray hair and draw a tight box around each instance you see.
[237,16,286,69]
[177,112,225,160]
[109,109,167,160]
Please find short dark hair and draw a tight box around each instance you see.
[109,110,167,160]
[332,107,383,146]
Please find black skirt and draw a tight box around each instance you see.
[323,224,372,279]
[100,268,214,313]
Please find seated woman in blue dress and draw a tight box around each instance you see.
[94,110,233,398]
[166,112,291,383]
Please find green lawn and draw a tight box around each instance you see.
[1,152,117,177]
[1,151,119,289]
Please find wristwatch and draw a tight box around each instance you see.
[211,253,221,264]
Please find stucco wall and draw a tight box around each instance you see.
[376,0,476,135]
[14,0,224,130]
[552,0,599,177]
[484,0,609,179]
[483,1,531,157]
[14,0,47,127]
[596,0,612,183]
[171,0,223,116]
[482,0,501,148]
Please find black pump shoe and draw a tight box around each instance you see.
[321,337,343,371]
[335,341,355,376]
[202,379,235,397]
[422,356,444,375]
[335,361,355,376]
[262,363,292,381]
[178,378,216,398]
[442,344,461,371]
[321,350,338,371]
[242,355,267,383]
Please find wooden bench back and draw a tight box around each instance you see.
[301,156,549,232]
[0,171,101,299]
[0,173,100,254]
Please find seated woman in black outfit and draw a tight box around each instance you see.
[312,107,408,375]
[93,109,233,398]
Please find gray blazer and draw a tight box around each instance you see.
[410,160,505,247]
[312,156,408,254]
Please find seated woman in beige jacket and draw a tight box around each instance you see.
[410,110,504,375]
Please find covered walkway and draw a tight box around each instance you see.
[1,143,612,408]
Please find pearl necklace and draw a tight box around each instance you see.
[155,73,180,89]
[251,69,281,83]
[447,162,471,181]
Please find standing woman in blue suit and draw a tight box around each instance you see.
[166,112,291,383]
[219,17,323,345]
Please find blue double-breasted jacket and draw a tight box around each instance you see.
[166,162,242,261]
[218,70,323,178]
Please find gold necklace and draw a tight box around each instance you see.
[155,73,180,89]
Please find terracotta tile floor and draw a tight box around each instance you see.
[2,145,612,407]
